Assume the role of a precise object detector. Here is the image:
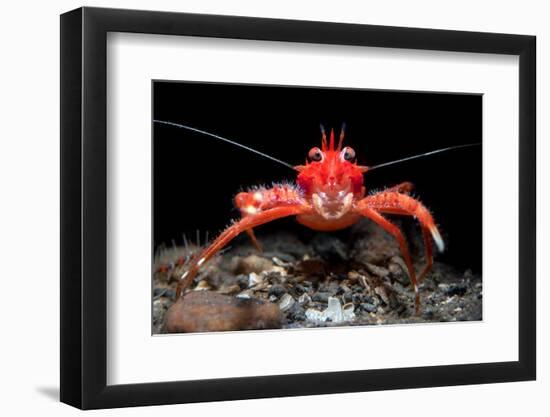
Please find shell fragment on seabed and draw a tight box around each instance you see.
[305,297,355,323]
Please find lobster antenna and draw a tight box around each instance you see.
[154,120,296,170]
[368,142,481,171]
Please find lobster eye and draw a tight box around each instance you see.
[308,147,324,162]
[341,147,356,162]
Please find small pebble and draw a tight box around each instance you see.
[361,302,377,313]
[445,283,468,296]
[347,271,361,282]
[279,293,295,312]
[271,257,288,267]
[298,293,312,306]
[218,284,241,295]
[365,263,389,278]
[286,302,306,321]
[236,274,249,289]
[343,291,354,303]
[236,290,252,299]
[294,284,308,295]
[268,284,287,298]
[264,266,288,278]
[194,280,211,291]
[351,293,363,305]
[248,272,263,288]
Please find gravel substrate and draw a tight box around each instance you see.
[153,219,482,333]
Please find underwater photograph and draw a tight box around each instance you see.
[152,81,482,334]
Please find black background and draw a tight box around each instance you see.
[153,81,482,272]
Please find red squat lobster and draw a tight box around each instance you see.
[155,121,472,313]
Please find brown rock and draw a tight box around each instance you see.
[230,254,274,275]
[295,259,326,276]
[365,263,390,278]
[164,291,282,333]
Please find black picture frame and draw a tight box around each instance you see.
[60,6,536,410]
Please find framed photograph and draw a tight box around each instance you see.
[60,6,536,409]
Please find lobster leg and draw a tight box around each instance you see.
[363,191,444,282]
[372,207,433,282]
[355,204,421,314]
[245,229,263,252]
[419,227,434,282]
[176,204,309,298]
